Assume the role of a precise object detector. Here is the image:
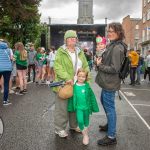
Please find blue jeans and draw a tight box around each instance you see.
[0,71,11,102]
[136,65,142,83]
[101,89,116,137]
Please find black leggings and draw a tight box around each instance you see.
[144,67,150,81]
[28,64,36,81]
[130,67,137,83]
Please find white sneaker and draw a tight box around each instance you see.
[55,130,68,138]
[46,80,50,84]
[9,89,15,94]
[1,90,4,93]
[3,101,12,106]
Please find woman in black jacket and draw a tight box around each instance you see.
[96,22,126,146]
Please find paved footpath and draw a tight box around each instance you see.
[0,71,150,150]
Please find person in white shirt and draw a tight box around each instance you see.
[146,50,150,82]
[48,46,57,82]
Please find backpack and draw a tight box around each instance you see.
[119,43,130,83]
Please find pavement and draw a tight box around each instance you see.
[119,78,150,129]
[0,71,150,150]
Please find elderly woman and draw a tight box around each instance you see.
[53,30,89,138]
[0,40,13,105]
[95,23,127,146]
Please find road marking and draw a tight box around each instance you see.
[119,90,150,130]
[132,104,150,107]
[121,88,150,92]
[0,118,4,138]
[124,92,136,96]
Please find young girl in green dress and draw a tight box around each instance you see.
[68,68,99,145]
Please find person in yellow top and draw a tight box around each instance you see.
[128,49,139,85]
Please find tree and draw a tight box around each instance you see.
[0,0,42,46]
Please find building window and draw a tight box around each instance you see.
[144,0,147,7]
[143,13,146,23]
[128,43,130,50]
[147,9,150,20]
[147,27,150,40]
[135,30,139,40]
[135,25,139,29]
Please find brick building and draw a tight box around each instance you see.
[122,15,141,50]
[140,0,150,57]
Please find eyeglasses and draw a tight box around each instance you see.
[107,30,115,33]
[67,37,77,41]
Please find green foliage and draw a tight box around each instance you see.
[0,0,43,47]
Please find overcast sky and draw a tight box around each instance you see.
[39,0,142,24]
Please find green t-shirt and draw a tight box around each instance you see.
[14,50,28,66]
[75,83,88,110]
[36,53,46,65]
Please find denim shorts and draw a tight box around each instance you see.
[50,61,54,68]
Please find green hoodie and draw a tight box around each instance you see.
[53,45,89,92]
[68,82,99,114]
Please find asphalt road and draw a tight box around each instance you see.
[0,71,150,150]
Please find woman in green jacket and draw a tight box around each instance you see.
[54,30,89,138]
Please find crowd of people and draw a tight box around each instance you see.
[128,48,150,86]
[1,22,150,147]
[0,40,57,105]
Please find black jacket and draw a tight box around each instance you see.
[95,40,127,91]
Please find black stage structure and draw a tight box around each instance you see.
[41,24,106,53]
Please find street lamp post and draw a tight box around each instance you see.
[44,22,48,50]
[40,17,51,50]
[48,17,51,49]
[13,24,22,42]
[40,23,47,49]
[105,17,108,37]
